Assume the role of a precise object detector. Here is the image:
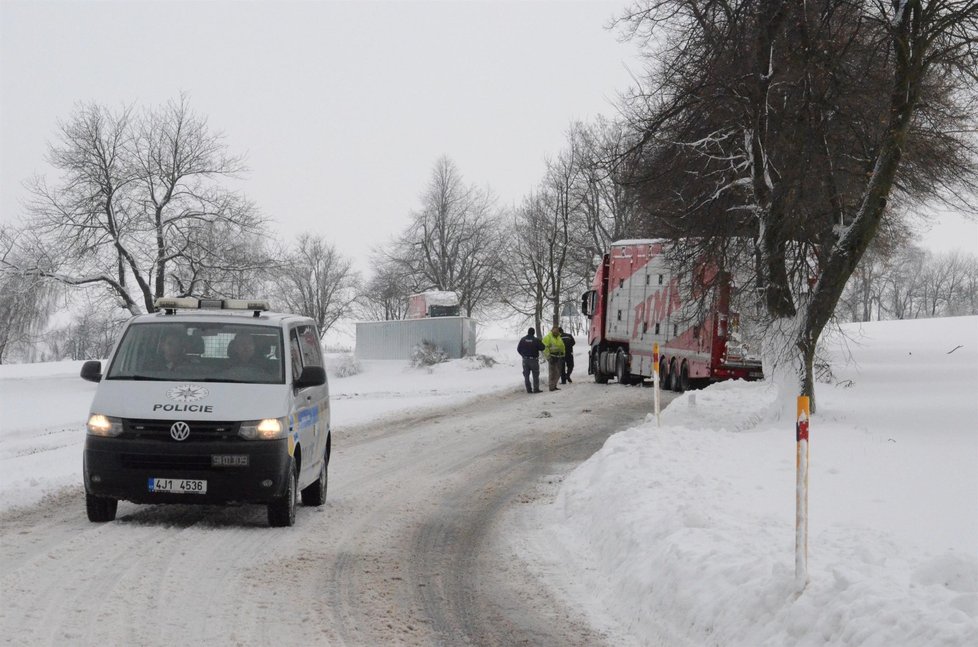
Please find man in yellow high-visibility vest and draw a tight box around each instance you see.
[541,325,566,392]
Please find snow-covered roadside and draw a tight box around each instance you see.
[0,342,521,513]
[514,316,978,646]
[2,319,976,645]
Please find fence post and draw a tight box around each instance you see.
[653,342,660,425]
[795,396,810,589]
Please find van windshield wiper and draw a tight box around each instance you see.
[106,374,168,381]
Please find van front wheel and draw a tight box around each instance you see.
[301,454,328,506]
[268,460,297,527]
[86,493,117,522]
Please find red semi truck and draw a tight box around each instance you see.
[581,239,763,391]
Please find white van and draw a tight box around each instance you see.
[80,297,331,527]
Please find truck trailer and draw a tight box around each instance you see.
[581,239,762,391]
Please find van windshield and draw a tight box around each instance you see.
[105,322,285,384]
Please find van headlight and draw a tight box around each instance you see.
[238,417,288,440]
[87,414,123,437]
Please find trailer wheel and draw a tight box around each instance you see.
[670,359,682,392]
[592,348,609,384]
[616,350,631,385]
[659,358,671,391]
[676,361,690,393]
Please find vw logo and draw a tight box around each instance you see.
[170,421,191,442]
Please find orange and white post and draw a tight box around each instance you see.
[795,396,810,588]
[652,342,661,425]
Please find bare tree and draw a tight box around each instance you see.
[920,250,970,316]
[44,297,128,361]
[358,254,417,321]
[0,228,61,363]
[539,146,592,328]
[502,193,551,333]
[618,0,978,409]
[887,245,930,318]
[389,157,504,316]
[8,97,271,314]
[573,117,642,274]
[274,233,361,338]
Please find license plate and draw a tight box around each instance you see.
[148,478,207,494]
[211,454,249,467]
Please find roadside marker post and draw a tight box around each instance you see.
[652,342,660,426]
[795,396,810,589]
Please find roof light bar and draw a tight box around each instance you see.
[223,299,270,311]
[155,297,199,310]
[154,297,270,313]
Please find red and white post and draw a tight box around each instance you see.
[795,396,810,589]
[652,342,661,425]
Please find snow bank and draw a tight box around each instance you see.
[525,316,978,645]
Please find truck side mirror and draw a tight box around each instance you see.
[581,291,595,318]
[80,360,103,383]
[294,366,326,389]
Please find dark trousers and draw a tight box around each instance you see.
[561,354,575,383]
[522,357,540,393]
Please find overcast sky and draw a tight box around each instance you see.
[2,0,975,277]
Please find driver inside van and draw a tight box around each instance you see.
[152,331,188,373]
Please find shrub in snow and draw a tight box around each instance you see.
[327,353,361,378]
[466,354,496,368]
[410,340,448,367]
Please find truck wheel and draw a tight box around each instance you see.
[593,349,609,384]
[300,453,328,506]
[86,493,118,522]
[268,460,297,527]
[616,350,631,385]
[676,361,690,393]
[659,358,671,390]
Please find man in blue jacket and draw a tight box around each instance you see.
[516,327,545,394]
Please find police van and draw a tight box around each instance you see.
[80,297,331,527]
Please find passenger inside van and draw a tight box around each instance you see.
[226,333,273,380]
[228,333,257,364]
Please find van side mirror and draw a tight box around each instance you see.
[294,366,326,389]
[80,360,103,383]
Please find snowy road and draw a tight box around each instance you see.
[1,380,669,646]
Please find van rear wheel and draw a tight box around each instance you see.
[268,460,297,527]
[86,493,117,522]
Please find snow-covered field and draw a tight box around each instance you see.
[1,318,976,645]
